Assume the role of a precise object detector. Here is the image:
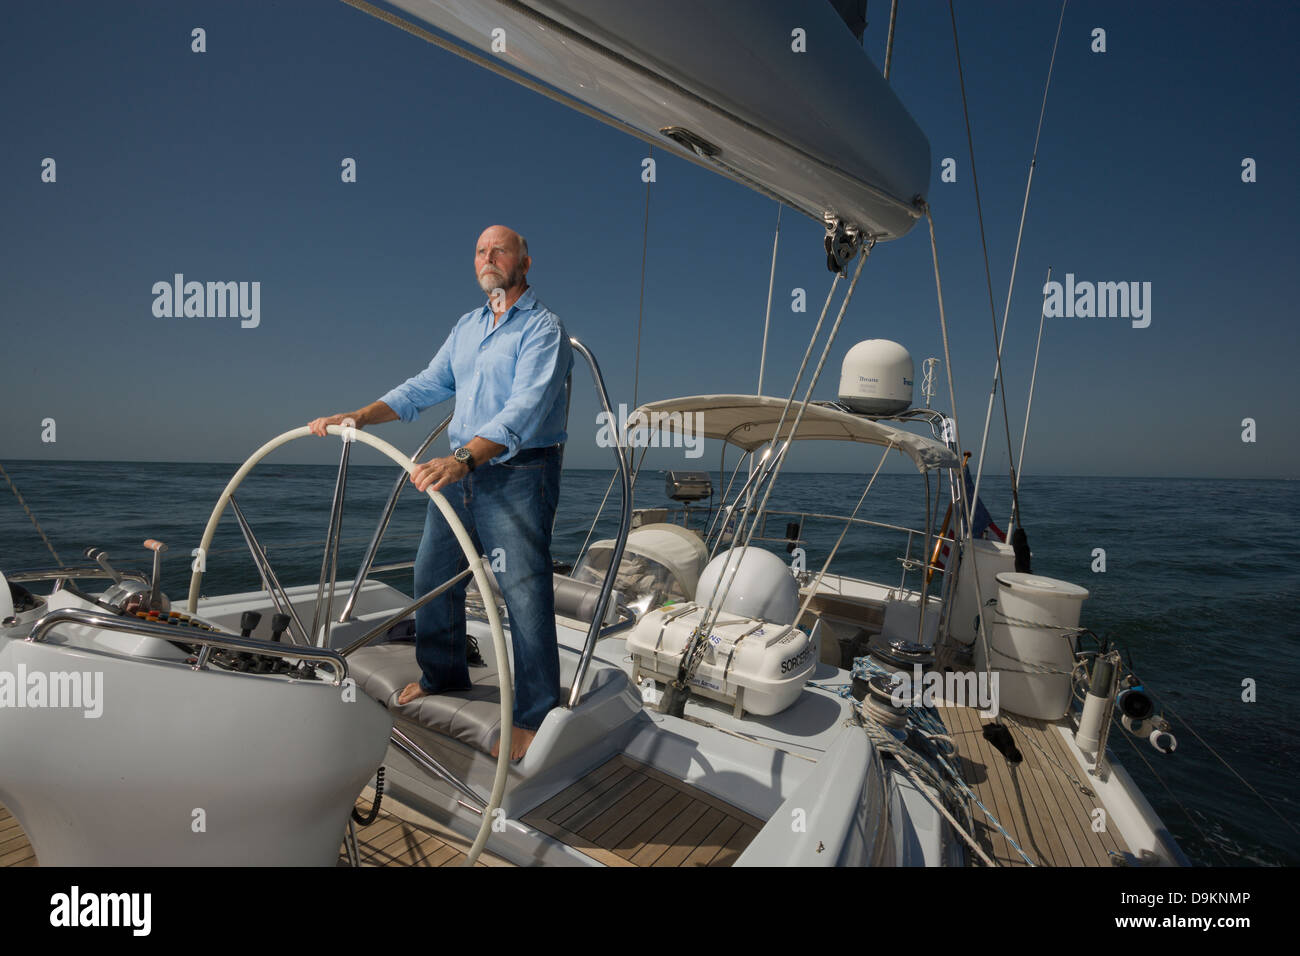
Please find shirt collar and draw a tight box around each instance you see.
[481,287,537,326]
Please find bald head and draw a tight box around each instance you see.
[478,225,527,258]
[474,225,531,302]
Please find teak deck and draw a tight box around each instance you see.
[520,754,764,866]
[937,704,1132,866]
[0,793,513,868]
[3,756,762,868]
[0,802,36,867]
[338,785,514,867]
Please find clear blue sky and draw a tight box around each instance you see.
[2,0,1296,478]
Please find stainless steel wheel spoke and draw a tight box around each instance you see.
[339,413,451,624]
[339,566,472,658]
[230,495,311,646]
[312,438,352,647]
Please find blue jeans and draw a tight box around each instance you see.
[412,444,562,731]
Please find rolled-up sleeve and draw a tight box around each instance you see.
[378,333,456,422]
[477,317,571,460]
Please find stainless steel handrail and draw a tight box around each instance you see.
[367,561,415,574]
[758,509,931,540]
[27,607,348,684]
[7,566,149,586]
[339,413,453,623]
[567,336,632,709]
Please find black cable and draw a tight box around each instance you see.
[351,766,385,826]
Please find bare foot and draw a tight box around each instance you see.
[490,726,538,761]
[397,681,431,706]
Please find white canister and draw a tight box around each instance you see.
[974,572,1088,720]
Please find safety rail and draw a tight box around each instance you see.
[27,607,348,684]
[565,338,632,707]
[757,509,930,543]
[703,505,945,581]
[6,565,150,586]
[367,560,416,574]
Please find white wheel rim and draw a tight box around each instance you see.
[186,424,511,864]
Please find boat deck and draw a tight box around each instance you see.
[0,803,35,868]
[520,754,765,866]
[5,711,1134,869]
[0,793,514,868]
[339,785,514,867]
[937,704,1132,866]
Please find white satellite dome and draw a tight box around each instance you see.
[694,547,798,625]
[838,339,913,415]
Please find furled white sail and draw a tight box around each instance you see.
[381,0,931,238]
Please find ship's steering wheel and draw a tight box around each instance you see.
[184,423,510,866]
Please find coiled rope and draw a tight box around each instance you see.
[846,655,1039,865]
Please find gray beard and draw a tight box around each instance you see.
[478,268,516,294]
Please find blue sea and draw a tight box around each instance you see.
[2,459,1296,867]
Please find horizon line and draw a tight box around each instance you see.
[0,457,1294,482]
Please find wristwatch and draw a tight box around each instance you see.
[452,446,476,472]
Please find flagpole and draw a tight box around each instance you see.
[931,450,971,585]
[927,502,953,588]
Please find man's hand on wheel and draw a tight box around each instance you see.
[308,413,359,437]
[410,456,470,493]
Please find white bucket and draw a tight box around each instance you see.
[948,538,1018,646]
[974,572,1088,720]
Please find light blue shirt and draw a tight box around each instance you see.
[378,288,572,464]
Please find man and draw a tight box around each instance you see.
[309,225,572,760]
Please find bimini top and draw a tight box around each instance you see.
[626,395,958,473]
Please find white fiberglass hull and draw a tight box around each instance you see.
[0,605,393,866]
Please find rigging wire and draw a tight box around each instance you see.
[705,247,871,629]
[1157,698,1300,839]
[757,203,783,395]
[699,272,843,565]
[1010,266,1052,531]
[574,444,648,572]
[574,471,618,570]
[632,145,652,411]
[946,0,1018,518]
[672,249,870,700]
[950,0,1068,532]
[967,0,1066,530]
[0,462,63,568]
[922,205,995,689]
[791,441,893,628]
[1115,719,1231,866]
